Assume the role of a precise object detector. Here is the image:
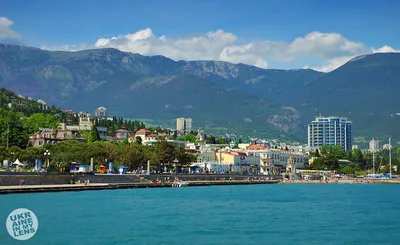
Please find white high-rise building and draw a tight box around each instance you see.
[369,139,380,152]
[176,118,192,134]
[308,116,352,152]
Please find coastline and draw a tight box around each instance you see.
[1,176,399,195]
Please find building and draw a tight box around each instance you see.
[28,128,81,147]
[369,139,380,152]
[128,129,185,147]
[176,117,192,134]
[215,151,260,167]
[114,129,132,139]
[60,114,107,140]
[245,144,308,170]
[94,107,108,118]
[308,116,352,152]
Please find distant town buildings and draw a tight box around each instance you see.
[308,116,352,152]
[176,117,192,134]
[94,106,108,118]
[188,143,309,175]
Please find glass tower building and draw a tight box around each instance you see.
[308,116,352,152]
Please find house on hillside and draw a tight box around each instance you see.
[114,129,132,139]
[106,129,132,142]
[61,114,107,140]
[28,128,82,147]
[128,129,159,145]
[128,128,185,146]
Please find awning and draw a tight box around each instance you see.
[12,159,26,166]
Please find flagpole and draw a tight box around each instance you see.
[372,138,375,175]
[389,137,392,179]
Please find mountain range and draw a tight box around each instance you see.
[0,43,399,143]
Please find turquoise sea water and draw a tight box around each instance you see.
[1,184,400,245]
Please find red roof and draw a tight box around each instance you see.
[222,151,247,156]
[115,129,130,133]
[186,149,200,153]
[247,144,269,150]
[135,129,152,135]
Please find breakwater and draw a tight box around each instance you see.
[0,179,279,194]
[0,172,281,186]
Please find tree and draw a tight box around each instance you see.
[177,134,197,142]
[88,125,101,143]
[154,138,176,164]
[340,164,361,175]
[0,109,28,148]
[22,113,59,134]
[135,136,142,145]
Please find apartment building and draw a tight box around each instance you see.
[308,116,352,152]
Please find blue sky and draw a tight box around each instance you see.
[1,0,399,71]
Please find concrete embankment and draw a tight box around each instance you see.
[0,172,281,186]
[0,179,279,195]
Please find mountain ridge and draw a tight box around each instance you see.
[0,43,399,142]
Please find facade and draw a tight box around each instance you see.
[245,145,308,169]
[215,151,260,167]
[176,117,192,134]
[190,150,261,174]
[308,116,352,152]
[94,107,108,118]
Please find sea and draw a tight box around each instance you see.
[0,184,399,245]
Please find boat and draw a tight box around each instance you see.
[172,179,189,187]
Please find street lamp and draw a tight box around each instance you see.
[44,150,51,169]
[173,158,178,175]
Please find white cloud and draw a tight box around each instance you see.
[43,28,399,71]
[94,28,237,62]
[372,45,400,53]
[0,17,22,40]
[309,56,355,73]
[309,45,400,72]
[288,32,368,59]
[41,43,92,52]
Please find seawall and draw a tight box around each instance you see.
[0,180,279,194]
[0,172,281,186]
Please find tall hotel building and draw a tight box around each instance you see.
[308,116,352,152]
[176,117,192,134]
